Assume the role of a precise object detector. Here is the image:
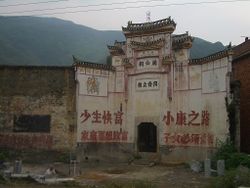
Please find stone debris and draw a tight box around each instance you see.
[1,163,76,185]
[43,177,75,184]
[44,166,56,178]
[189,160,202,173]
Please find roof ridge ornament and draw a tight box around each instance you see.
[146,11,151,22]
[128,21,132,25]
[122,17,176,35]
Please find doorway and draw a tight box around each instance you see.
[137,122,157,152]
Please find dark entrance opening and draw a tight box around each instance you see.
[138,122,157,152]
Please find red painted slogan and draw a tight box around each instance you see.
[163,110,214,146]
[0,134,53,150]
[80,109,127,142]
[81,130,128,142]
[163,110,209,126]
[80,110,123,125]
[164,132,214,146]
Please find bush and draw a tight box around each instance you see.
[227,153,250,169]
[56,153,70,163]
[0,151,9,161]
[0,174,6,184]
[212,141,250,169]
[213,141,236,161]
[208,167,250,188]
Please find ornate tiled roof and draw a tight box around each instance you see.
[72,56,115,71]
[172,32,193,50]
[130,38,165,50]
[189,48,233,64]
[107,45,125,56]
[107,40,126,55]
[122,17,176,36]
[114,40,126,46]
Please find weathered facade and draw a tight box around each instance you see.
[0,66,76,151]
[233,37,250,153]
[75,17,233,162]
[0,17,234,162]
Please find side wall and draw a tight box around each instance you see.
[233,55,250,153]
[0,66,76,151]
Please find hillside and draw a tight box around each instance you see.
[0,16,225,66]
[190,37,225,59]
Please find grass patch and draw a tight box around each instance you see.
[10,175,38,184]
[0,174,6,184]
[60,181,82,187]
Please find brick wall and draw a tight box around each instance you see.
[0,66,76,151]
[233,39,250,153]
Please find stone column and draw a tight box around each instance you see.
[204,159,211,177]
[217,160,225,176]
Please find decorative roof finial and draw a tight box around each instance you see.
[128,20,132,25]
[146,11,151,22]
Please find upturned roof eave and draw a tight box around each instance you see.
[72,55,115,71]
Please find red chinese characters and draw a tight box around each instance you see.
[163,110,210,126]
[81,130,89,141]
[188,111,200,126]
[114,111,123,125]
[92,110,102,123]
[201,110,210,126]
[103,111,112,124]
[80,110,91,123]
[0,134,53,150]
[162,111,174,125]
[164,132,214,146]
[89,130,98,141]
[80,130,128,142]
[80,110,123,125]
[176,111,187,126]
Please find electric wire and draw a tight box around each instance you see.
[0,0,166,15]
[0,0,68,8]
[0,0,249,16]
[26,0,250,16]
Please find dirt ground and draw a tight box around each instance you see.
[1,162,211,188]
[78,163,210,188]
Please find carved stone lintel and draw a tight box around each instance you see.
[162,55,174,65]
[122,58,133,68]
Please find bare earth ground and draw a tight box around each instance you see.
[1,162,210,188]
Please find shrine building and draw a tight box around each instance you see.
[73,17,233,163]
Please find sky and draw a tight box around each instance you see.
[0,0,250,45]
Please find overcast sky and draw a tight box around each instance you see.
[1,0,250,45]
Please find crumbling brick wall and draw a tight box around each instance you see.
[0,66,76,151]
